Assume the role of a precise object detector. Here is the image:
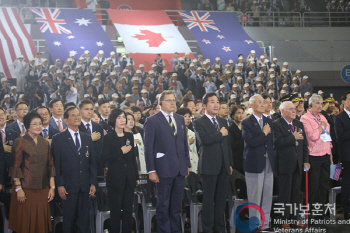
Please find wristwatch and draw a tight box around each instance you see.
[15,187,22,192]
[50,186,56,189]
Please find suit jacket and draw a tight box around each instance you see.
[0,128,18,184]
[40,125,60,139]
[51,130,97,193]
[241,114,275,173]
[273,118,309,174]
[144,111,191,178]
[101,131,139,188]
[79,121,104,175]
[229,123,244,174]
[334,111,350,162]
[49,117,67,131]
[6,121,21,136]
[100,119,113,134]
[193,115,233,175]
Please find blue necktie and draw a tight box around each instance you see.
[42,129,48,138]
[75,133,81,152]
[86,123,91,134]
[212,118,219,131]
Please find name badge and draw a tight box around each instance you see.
[8,140,13,146]
[85,146,89,157]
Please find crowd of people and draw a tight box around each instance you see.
[0,48,349,233]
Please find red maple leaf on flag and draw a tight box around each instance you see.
[132,30,167,47]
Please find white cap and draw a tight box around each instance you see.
[110,71,116,75]
[56,70,62,74]
[76,65,82,69]
[79,57,84,61]
[125,94,132,98]
[281,90,286,94]
[282,68,287,72]
[148,70,154,74]
[119,76,126,80]
[90,63,96,67]
[190,63,194,67]
[234,69,240,73]
[283,84,288,88]
[185,52,190,55]
[67,58,72,62]
[42,73,48,77]
[261,64,266,67]
[84,72,90,76]
[139,64,144,68]
[219,84,225,89]
[215,57,220,61]
[95,103,99,108]
[179,57,184,61]
[172,73,178,77]
[98,94,104,99]
[303,75,308,80]
[123,69,128,73]
[237,63,243,67]
[98,50,104,54]
[273,58,278,61]
[95,72,101,76]
[292,77,298,81]
[268,90,274,94]
[109,101,116,106]
[304,92,311,96]
[294,85,299,88]
[70,70,75,74]
[141,89,148,94]
[115,64,120,68]
[260,55,265,59]
[197,67,202,71]
[93,57,98,60]
[243,94,248,99]
[68,76,75,81]
[238,56,244,59]
[259,71,264,75]
[112,93,119,98]
[256,84,262,87]
[162,69,168,74]
[269,68,274,72]
[250,50,255,53]
[283,62,288,66]
[237,76,242,80]
[17,54,24,59]
[10,86,17,90]
[110,51,115,55]
[131,77,139,82]
[215,64,220,69]
[271,64,276,67]
[92,78,99,82]
[125,51,130,54]
[136,70,142,74]
[102,62,107,66]
[19,94,24,98]
[228,59,233,64]
[318,90,324,94]
[193,59,198,62]
[296,69,301,73]
[256,77,262,81]
[232,84,238,88]
[205,59,210,63]
[268,82,274,86]
[210,70,216,74]
[1,78,7,83]
[244,83,250,87]
[126,63,131,66]
[203,60,208,65]
[230,94,236,99]
[226,71,231,74]
[3,94,11,99]
[151,64,157,68]
[270,74,275,78]
[84,50,89,54]
[249,71,254,75]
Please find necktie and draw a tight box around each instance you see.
[289,124,294,133]
[43,129,48,138]
[0,130,5,144]
[57,119,63,131]
[259,119,263,131]
[75,133,81,152]
[22,124,26,134]
[212,118,219,131]
[86,123,91,134]
[168,115,177,137]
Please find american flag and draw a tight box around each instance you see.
[0,8,37,79]
[333,163,342,181]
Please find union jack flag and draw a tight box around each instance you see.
[32,8,72,34]
[179,11,220,32]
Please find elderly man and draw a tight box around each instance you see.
[241,94,274,232]
[273,101,310,229]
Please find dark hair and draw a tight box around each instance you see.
[98,99,109,107]
[176,107,192,117]
[130,106,141,113]
[183,100,195,108]
[93,110,101,123]
[49,98,63,108]
[15,101,28,110]
[35,106,51,116]
[334,102,340,111]
[125,112,138,134]
[151,104,159,110]
[0,107,5,113]
[228,102,235,108]
[64,107,78,119]
[79,99,94,109]
[64,102,76,110]
[125,101,133,107]
[202,92,218,106]
[23,110,43,130]
[108,108,125,129]
[342,91,350,101]
[230,106,244,119]
[262,95,270,100]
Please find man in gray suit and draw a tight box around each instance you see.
[49,98,67,131]
[241,94,274,232]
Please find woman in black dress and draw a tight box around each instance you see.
[228,106,245,174]
[101,109,139,233]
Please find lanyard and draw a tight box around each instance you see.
[310,110,321,125]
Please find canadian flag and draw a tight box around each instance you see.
[107,10,193,71]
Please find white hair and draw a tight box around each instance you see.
[280,101,294,110]
[309,94,323,107]
[249,94,262,105]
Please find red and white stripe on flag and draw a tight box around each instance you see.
[334,168,341,181]
[107,9,193,72]
[0,8,37,79]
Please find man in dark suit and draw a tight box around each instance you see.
[98,99,113,133]
[36,106,60,140]
[6,102,28,136]
[144,90,191,233]
[51,107,97,233]
[49,98,67,131]
[334,91,350,220]
[273,101,310,228]
[193,92,233,233]
[79,100,105,176]
[241,94,274,232]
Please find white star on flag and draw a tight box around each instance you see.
[69,50,77,56]
[245,40,253,44]
[202,39,211,44]
[217,35,225,39]
[67,35,75,39]
[74,17,92,26]
[96,41,104,47]
[53,41,61,46]
[80,46,85,49]
[222,46,231,52]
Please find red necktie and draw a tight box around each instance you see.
[289,124,294,133]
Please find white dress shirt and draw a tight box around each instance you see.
[205,112,220,128]
[17,119,25,133]
[82,119,93,132]
[52,116,63,129]
[160,109,177,132]
[67,127,81,148]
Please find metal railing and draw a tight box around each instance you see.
[302,12,350,27]
[243,11,302,27]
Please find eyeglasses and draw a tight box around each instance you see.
[30,123,43,127]
[69,114,81,118]
[163,100,176,103]
[285,108,297,111]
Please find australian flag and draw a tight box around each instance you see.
[179,11,262,64]
[31,8,116,64]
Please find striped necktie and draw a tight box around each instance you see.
[168,115,177,137]
[212,118,219,131]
